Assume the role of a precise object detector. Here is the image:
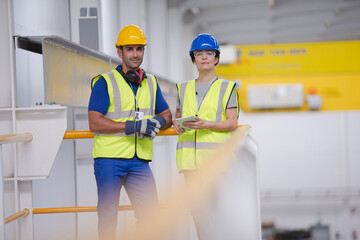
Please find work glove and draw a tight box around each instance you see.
[150,115,166,129]
[138,116,167,140]
[125,119,161,139]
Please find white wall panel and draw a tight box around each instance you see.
[244,111,360,239]
[15,49,44,107]
[13,0,71,107]
[32,110,76,240]
[73,109,98,240]
[346,111,360,188]
[239,111,354,190]
[0,0,13,108]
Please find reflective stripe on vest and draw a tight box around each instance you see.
[175,79,238,171]
[177,141,221,150]
[91,69,157,160]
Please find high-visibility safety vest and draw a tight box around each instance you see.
[176,79,239,172]
[91,69,157,160]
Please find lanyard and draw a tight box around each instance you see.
[129,82,142,111]
[195,76,217,115]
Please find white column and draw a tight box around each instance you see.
[183,24,199,81]
[0,0,14,239]
[117,0,149,70]
[145,0,167,77]
[167,7,184,83]
[0,0,13,108]
[0,146,5,240]
[99,0,118,58]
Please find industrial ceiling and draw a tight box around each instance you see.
[174,0,360,45]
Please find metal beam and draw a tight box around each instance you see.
[17,37,42,54]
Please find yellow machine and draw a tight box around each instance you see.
[216,40,360,112]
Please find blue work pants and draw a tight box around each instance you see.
[94,158,158,240]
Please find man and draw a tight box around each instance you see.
[88,24,172,240]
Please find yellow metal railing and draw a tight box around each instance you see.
[6,205,166,221]
[0,132,33,144]
[63,127,177,139]
[63,126,243,139]
[32,205,134,214]
[3,128,177,225]
[31,204,171,215]
[5,208,30,224]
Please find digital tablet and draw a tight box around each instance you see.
[175,116,197,130]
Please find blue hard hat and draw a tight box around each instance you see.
[189,33,220,55]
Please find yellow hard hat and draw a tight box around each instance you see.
[116,24,147,47]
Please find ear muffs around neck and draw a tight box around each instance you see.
[120,68,147,84]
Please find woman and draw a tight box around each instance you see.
[172,33,240,239]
